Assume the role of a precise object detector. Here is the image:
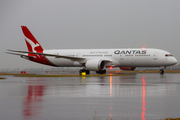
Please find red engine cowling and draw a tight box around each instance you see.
[119,67,136,71]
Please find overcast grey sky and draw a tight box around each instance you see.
[1,0,180,69]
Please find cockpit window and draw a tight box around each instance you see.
[165,54,173,57]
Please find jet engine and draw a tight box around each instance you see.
[85,59,105,71]
[119,67,136,71]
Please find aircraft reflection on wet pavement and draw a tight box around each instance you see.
[1,74,180,120]
[23,79,45,118]
[22,76,147,120]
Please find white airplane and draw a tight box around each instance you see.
[6,26,177,75]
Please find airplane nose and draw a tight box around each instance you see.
[172,57,178,65]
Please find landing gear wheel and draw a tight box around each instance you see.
[79,69,84,75]
[96,71,100,74]
[96,69,106,74]
[159,69,164,75]
[85,70,90,75]
[79,69,90,75]
[102,69,106,74]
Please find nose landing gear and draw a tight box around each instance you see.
[159,69,164,75]
[159,66,166,75]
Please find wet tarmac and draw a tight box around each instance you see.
[0,74,180,120]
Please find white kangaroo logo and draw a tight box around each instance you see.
[24,36,40,53]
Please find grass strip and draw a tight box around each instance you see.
[1,70,180,78]
[13,73,132,77]
[161,118,180,120]
[107,70,180,73]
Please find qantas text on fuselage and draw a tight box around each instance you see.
[114,50,147,55]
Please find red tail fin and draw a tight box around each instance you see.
[21,26,43,53]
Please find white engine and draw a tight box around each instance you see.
[85,59,105,71]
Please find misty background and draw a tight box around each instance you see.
[0,0,180,70]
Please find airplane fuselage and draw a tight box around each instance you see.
[27,48,177,68]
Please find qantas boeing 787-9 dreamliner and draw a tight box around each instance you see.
[6,26,177,75]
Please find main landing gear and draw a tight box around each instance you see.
[96,69,106,74]
[79,69,90,75]
[79,69,106,75]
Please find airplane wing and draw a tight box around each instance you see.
[7,49,112,64]
[7,49,85,60]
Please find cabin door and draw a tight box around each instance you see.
[120,54,124,60]
[153,52,158,60]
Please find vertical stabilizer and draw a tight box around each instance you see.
[21,26,44,53]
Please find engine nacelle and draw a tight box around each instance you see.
[85,59,105,71]
[119,67,136,71]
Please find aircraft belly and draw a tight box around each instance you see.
[135,59,165,67]
[46,57,81,67]
[119,57,165,67]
